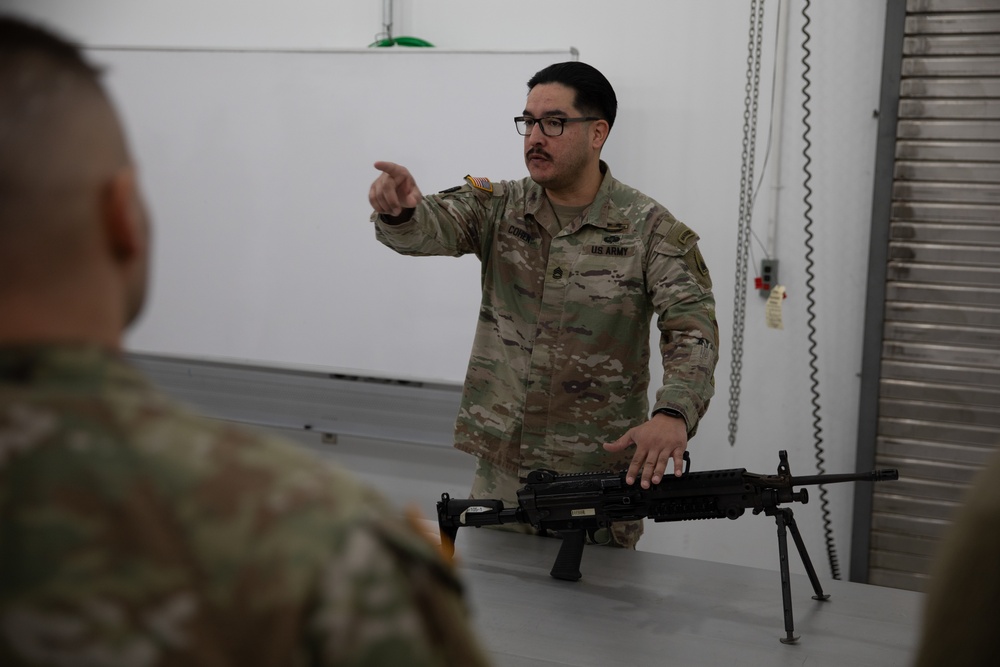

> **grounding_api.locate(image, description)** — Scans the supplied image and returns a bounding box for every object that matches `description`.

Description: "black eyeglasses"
[514,115,601,137]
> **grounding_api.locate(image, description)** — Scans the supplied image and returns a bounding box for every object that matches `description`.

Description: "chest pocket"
[567,234,646,305]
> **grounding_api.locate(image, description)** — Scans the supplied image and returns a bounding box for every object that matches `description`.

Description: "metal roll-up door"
[857,0,1000,592]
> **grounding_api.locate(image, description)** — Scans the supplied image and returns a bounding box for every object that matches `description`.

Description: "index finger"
[373,161,407,178]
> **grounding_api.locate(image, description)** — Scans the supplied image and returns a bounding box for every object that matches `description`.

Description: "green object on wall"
[369,36,434,48]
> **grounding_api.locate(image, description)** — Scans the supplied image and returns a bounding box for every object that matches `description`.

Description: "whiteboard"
[92,47,576,383]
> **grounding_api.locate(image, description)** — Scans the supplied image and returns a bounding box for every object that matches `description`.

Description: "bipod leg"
[784,508,830,602]
[774,508,799,644]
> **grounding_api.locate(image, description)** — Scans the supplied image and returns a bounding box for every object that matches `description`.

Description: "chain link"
[729,0,766,447]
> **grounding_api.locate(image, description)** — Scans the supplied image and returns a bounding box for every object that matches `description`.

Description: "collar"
[0,343,134,389]
[524,161,628,234]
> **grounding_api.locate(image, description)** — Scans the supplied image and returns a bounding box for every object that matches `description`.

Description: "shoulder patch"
[464,175,493,193]
[684,246,713,290]
[664,221,699,252]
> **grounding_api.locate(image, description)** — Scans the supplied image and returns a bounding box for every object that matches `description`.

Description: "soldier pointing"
[369,61,719,550]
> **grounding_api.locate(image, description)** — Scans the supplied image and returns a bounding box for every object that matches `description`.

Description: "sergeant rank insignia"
[465,175,493,193]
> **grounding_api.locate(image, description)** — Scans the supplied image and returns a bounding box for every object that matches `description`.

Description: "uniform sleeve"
[309,511,493,667]
[914,452,1000,667]
[646,218,719,436]
[372,183,501,260]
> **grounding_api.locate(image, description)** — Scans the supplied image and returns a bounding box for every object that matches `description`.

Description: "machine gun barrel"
[790,469,899,486]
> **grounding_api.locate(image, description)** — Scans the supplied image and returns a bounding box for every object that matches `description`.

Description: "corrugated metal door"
[864,0,1000,592]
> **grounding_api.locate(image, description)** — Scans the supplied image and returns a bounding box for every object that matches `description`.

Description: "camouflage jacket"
[375,163,718,477]
[916,449,1000,667]
[0,345,491,667]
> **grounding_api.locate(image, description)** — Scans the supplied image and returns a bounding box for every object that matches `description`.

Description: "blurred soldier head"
[0,16,151,348]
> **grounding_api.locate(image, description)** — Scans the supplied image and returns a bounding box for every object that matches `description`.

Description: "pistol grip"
[550,529,586,582]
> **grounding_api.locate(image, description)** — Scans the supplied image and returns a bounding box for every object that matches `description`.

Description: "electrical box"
[755,259,778,295]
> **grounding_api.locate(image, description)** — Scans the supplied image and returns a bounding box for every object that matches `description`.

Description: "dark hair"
[527,61,617,130]
[0,15,101,80]
[0,16,109,207]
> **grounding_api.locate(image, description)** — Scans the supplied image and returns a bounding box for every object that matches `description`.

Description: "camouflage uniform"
[915,448,1000,667]
[375,163,718,548]
[0,345,491,667]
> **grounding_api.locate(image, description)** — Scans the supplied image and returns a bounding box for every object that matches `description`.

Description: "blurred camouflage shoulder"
[0,345,490,666]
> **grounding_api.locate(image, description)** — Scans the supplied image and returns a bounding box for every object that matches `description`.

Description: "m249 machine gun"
[437,450,898,643]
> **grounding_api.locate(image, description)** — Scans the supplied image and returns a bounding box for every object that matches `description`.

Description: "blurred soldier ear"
[101,167,146,263]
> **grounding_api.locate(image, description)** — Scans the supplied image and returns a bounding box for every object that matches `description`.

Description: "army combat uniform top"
[915,449,1000,667]
[375,163,719,479]
[0,345,491,667]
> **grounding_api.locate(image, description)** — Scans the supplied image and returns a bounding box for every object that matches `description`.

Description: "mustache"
[526,148,551,160]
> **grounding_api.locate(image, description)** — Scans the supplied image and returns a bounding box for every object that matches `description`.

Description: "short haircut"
[0,15,102,87]
[0,13,130,283]
[527,62,618,130]
[0,16,113,215]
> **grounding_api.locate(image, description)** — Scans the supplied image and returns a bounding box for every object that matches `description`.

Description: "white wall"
[1,0,889,578]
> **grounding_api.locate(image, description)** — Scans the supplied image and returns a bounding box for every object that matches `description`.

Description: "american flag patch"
[465,175,493,193]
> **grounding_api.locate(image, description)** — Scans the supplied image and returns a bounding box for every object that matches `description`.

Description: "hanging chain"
[728,0,766,447]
